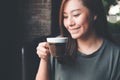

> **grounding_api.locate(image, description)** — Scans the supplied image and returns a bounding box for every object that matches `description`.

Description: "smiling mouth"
[69,27,81,34]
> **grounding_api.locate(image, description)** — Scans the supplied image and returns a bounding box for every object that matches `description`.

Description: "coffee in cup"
[46,37,68,57]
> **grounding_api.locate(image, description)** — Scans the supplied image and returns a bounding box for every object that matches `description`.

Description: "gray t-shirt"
[49,40,120,80]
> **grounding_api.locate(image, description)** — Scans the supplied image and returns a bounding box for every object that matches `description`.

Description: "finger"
[37,50,49,60]
[38,42,49,48]
[36,47,50,59]
[37,46,49,54]
[36,42,50,59]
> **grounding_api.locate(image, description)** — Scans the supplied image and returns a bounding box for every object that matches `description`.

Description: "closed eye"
[63,16,68,19]
[73,14,80,17]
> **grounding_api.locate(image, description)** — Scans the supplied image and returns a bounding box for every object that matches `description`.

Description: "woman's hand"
[36,42,50,61]
[36,42,50,80]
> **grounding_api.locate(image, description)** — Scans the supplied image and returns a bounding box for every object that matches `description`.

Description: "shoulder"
[105,39,120,51]
[104,39,120,57]
[104,40,120,79]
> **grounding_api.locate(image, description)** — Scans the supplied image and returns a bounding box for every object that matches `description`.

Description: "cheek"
[78,13,90,23]
[77,16,89,27]
[77,16,87,24]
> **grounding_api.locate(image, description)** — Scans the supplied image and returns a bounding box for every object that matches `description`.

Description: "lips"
[68,26,81,34]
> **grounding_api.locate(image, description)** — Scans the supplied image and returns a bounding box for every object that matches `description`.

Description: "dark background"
[1,0,61,80]
[1,0,22,80]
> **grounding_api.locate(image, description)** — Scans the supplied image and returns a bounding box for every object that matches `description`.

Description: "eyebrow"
[63,9,81,14]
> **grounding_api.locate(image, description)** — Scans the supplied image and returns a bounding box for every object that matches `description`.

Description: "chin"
[71,34,80,39]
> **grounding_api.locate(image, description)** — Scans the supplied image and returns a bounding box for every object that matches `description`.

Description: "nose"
[67,17,75,27]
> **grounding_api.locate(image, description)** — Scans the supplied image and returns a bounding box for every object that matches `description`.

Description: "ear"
[94,15,97,20]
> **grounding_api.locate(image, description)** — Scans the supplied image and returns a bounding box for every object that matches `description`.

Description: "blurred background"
[1,0,120,80]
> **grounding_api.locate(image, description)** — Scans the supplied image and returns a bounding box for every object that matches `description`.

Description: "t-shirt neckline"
[77,39,107,58]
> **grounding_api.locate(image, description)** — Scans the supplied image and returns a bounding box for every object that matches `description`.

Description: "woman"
[36,0,120,80]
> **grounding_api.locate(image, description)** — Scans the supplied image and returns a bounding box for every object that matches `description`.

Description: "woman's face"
[63,0,93,39]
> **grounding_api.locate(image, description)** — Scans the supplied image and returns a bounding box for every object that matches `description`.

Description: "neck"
[77,34,103,55]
